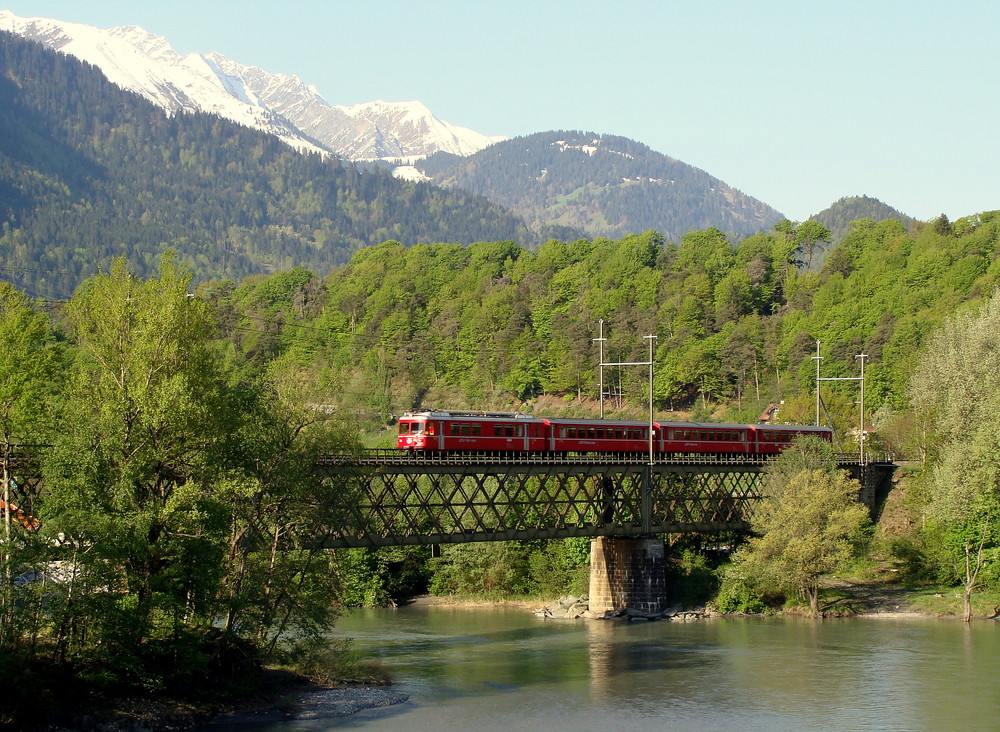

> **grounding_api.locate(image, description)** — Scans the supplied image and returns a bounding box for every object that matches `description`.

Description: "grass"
[283,638,392,687]
[907,586,1000,618]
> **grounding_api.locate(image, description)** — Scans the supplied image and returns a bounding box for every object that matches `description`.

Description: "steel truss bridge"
[4,450,894,548]
[315,451,894,549]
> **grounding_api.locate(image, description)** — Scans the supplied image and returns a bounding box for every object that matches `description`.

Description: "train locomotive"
[396,409,832,457]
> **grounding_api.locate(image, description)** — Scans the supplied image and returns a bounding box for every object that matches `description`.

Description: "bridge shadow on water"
[348,609,721,703]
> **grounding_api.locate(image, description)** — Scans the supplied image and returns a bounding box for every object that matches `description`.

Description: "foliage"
[287,637,391,687]
[0,31,536,299]
[809,196,916,251]
[428,538,590,599]
[0,282,63,655]
[429,542,535,599]
[0,259,365,724]
[713,568,769,614]
[336,546,432,607]
[667,549,721,607]
[723,438,870,615]
[908,291,1000,618]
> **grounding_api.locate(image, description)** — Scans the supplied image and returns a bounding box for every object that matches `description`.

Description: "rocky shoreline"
[41,683,410,732]
[202,684,410,729]
[533,594,712,621]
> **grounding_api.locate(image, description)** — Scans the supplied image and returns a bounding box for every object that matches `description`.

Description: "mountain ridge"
[0,10,503,161]
[413,131,786,240]
[0,30,537,298]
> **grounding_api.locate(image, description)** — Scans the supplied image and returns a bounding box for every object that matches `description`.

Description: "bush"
[528,538,591,598]
[667,549,720,607]
[713,562,771,614]
[336,546,431,607]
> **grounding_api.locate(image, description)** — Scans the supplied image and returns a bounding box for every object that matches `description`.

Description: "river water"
[258,604,998,731]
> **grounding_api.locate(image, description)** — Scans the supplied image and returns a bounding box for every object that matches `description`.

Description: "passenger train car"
[396,410,832,456]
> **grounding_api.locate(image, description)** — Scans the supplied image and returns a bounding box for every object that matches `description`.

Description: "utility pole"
[593,320,607,418]
[599,331,658,465]
[815,350,868,462]
[644,335,658,466]
[811,340,823,426]
[855,353,868,462]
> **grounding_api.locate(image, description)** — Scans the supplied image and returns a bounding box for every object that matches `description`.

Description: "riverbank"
[41,583,993,730]
[202,683,409,729]
[35,670,409,732]
[421,579,1000,622]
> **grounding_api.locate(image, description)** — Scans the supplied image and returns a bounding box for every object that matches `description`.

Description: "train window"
[596,428,604,439]
[426,422,436,435]
[471,424,481,436]
[398,423,410,435]
[494,424,504,437]
[615,429,623,439]
[587,427,597,439]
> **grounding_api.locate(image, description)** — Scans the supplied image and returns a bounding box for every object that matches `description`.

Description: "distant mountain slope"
[411,132,785,241]
[0,10,504,160]
[0,31,535,298]
[810,195,917,243]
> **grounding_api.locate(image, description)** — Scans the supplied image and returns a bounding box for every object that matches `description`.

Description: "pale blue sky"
[5,1,998,222]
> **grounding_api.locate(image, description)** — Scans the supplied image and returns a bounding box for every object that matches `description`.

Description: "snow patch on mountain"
[0,10,505,161]
[0,10,324,154]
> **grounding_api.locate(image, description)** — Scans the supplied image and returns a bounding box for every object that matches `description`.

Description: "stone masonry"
[589,536,666,614]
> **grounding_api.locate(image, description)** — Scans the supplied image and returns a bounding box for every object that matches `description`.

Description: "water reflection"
[262,607,1000,731]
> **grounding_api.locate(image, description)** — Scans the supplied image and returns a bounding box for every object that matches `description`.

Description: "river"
[250,604,998,731]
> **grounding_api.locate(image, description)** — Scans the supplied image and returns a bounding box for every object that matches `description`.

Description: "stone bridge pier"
[589,536,666,614]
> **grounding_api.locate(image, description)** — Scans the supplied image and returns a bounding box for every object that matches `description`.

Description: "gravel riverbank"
[203,684,410,728]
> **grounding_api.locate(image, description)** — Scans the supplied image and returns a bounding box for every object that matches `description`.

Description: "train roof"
[400,410,833,432]
[400,410,541,420]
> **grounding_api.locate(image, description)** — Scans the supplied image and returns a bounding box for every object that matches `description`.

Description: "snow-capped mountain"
[0,10,504,160]
[205,53,503,160]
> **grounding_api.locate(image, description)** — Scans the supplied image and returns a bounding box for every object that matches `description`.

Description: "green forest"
[3,17,1000,731]
[0,31,539,300]
[3,209,1000,724]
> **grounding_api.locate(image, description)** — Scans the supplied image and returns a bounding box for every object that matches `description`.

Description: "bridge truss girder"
[319,462,766,548]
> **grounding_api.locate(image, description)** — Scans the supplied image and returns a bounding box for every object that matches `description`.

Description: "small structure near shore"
[533,595,712,622]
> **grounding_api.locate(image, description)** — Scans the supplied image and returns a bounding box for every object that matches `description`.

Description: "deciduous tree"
[725,438,869,615]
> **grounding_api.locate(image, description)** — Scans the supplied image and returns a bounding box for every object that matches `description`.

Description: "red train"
[396,409,832,456]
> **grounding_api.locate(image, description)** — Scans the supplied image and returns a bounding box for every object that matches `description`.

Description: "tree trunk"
[807,583,820,617]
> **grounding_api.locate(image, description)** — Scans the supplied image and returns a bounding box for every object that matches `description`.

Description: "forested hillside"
[211,211,1000,457]
[4,209,1000,722]
[0,31,536,298]
[810,195,917,248]
[414,131,785,241]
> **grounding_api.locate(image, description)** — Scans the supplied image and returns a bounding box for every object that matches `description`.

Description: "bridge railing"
[315,449,894,467]
[315,450,777,467]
